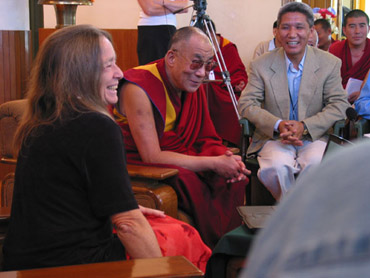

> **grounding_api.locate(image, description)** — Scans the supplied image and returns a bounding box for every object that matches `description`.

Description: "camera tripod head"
[191,0,208,29]
[192,0,207,13]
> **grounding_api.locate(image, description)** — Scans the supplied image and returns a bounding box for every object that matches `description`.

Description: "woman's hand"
[139,205,166,218]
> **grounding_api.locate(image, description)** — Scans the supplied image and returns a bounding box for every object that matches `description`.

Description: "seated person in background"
[329,9,370,103]
[253,21,282,59]
[238,2,349,201]
[112,26,250,248]
[308,29,319,47]
[240,139,370,277]
[204,20,248,146]
[136,0,189,65]
[354,69,370,119]
[2,25,211,271]
[314,18,335,51]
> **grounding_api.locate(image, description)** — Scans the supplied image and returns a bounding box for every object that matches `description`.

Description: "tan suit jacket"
[253,40,272,60]
[238,46,350,154]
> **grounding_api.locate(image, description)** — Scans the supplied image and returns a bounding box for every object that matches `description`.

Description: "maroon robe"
[207,35,248,145]
[329,38,370,88]
[112,59,247,248]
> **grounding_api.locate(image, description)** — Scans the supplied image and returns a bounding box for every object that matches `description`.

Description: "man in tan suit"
[238,2,349,200]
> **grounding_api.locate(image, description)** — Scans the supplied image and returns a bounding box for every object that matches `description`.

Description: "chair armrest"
[355,118,370,137]
[239,118,255,137]
[0,158,180,216]
[0,158,16,165]
[333,120,346,137]
[127,164,179,218]
[127,164,178,180]
[239,118,255,163]
[132,182,178,219]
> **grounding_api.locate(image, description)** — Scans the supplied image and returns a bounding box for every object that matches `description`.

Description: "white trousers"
[257,140,327,200]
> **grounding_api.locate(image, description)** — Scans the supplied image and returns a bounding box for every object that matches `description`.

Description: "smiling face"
[99,36,123,105]
[278,12,313,64]
[343,16,370,48]
[166,34,214,93]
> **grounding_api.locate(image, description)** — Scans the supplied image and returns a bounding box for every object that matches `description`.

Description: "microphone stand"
[344,108,359,140]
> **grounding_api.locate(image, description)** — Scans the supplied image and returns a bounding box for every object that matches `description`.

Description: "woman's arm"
[137,0,189,16]
[111,209,162,258]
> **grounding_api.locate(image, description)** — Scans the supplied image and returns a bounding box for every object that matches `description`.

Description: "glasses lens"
[190,60,203,71]
[190,60,217,71]
[205,61,217,72]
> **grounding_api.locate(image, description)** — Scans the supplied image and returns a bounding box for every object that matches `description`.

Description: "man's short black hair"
[273,20,278,29]
[344,9,369,26]
[314,18,331,31]
[277,2,314,28]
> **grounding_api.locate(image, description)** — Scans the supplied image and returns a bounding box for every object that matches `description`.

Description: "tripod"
[190,4,241,121]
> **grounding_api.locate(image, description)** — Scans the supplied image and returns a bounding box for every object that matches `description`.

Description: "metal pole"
[337,0,343,40]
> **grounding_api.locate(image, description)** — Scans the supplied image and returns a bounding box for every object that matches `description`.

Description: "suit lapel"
[270,48,290,119]
[298,47,319,119]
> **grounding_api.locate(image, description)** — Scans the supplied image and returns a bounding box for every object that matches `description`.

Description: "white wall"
[43,0,281,68]
[0,0,29,30]
[366,0,370,19]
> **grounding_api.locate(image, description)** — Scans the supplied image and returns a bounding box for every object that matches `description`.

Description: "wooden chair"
[239,118,348,205]
[333,118,370,139]
[0,99,191,223]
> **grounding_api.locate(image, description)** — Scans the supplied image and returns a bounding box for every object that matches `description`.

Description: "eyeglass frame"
[171,49,217,72]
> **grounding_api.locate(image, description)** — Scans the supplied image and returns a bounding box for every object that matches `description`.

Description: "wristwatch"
[301,121,309,137]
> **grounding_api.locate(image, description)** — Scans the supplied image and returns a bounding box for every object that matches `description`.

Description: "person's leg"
[296,140,326,178]
[257,140,299,200]
[137,25,176,65]
[146,215,212,273]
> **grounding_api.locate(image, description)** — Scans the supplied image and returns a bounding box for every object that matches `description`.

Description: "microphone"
[344,107,358,140]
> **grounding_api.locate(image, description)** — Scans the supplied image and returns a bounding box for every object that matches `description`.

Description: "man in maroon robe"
[206,33,248,146]
[329,9,370,103]
[314,18,335,51]
[112,26,250,248]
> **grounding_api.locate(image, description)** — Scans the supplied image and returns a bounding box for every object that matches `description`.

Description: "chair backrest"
[1,173,15,208]
[0,100,27,208]
[0,99,27,159]
[239,118,255,163]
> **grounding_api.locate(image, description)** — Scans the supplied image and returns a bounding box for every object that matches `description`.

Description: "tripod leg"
[201,17,240,120]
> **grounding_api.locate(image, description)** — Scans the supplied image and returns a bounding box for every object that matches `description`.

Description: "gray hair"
[277,2,314,28]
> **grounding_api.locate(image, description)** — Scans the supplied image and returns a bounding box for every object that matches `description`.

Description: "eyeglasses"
[189,59,217,72]
[172,49,217,72]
